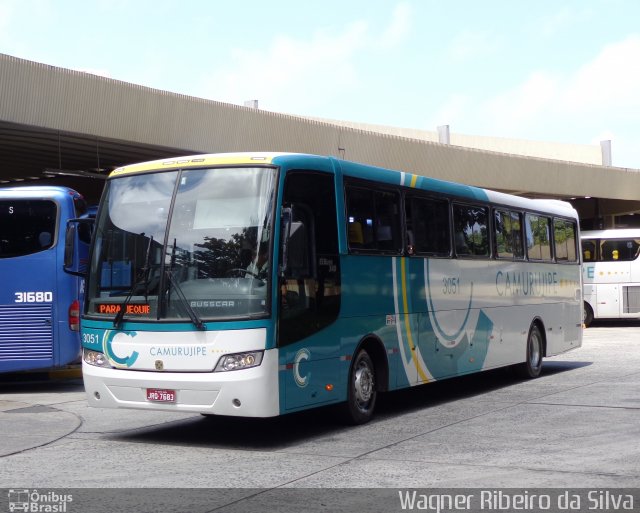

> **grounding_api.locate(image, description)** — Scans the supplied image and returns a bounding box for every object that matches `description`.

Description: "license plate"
[146,388,176,403]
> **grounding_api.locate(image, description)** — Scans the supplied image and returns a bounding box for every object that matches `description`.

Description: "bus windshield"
[87,166,276,322]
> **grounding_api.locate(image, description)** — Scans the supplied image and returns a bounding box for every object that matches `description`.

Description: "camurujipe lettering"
[496,271,558,297]
[149,346,206,357]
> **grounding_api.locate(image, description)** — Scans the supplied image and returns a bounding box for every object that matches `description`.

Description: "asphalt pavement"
[0,321,639,498]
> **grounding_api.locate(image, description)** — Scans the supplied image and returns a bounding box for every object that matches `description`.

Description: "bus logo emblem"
[293,348,310,388]
[155,360,164,371]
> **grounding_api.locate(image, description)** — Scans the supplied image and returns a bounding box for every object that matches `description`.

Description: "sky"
[1,0,639,168]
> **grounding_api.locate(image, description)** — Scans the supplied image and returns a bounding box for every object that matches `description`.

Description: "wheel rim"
[530,329,542,369]
[353,359,374,411]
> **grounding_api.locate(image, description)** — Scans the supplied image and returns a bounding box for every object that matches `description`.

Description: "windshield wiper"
[164,268,206,331]
[164,238,206,331]
[113,234,154,329]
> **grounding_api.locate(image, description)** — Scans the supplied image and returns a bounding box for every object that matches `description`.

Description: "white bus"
[75,153,583,423]
[581,228,640,326]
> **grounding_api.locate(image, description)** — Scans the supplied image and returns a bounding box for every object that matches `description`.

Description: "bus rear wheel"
[515,323,544,379]
[342,348,377,425]
[583,302,594,328]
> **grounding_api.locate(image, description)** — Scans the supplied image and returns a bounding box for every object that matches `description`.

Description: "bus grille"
[623,286,640,314]
[0,304,53,360]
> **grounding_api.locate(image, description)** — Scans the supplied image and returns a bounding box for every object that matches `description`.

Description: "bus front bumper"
[82,348,280,417]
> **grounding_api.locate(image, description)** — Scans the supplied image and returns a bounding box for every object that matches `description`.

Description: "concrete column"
[600,140,612,166]
[437,125,450,145]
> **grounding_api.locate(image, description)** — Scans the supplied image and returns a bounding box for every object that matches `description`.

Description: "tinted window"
[453,204,489,257]
[554,218,578,262]
[406,196,450,256]
[581,239,597,262]
[346,185,401,253]
[580,238,640,262]
[526,214,552,261]
[600,239,640,262]
[495,209,524,259]
[0,200,57,258]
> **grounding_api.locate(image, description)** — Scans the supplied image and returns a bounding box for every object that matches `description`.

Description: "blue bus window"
[0,200,56,258]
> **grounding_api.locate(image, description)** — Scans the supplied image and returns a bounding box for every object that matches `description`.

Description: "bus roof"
[0,185,81,199]
[109,152,292,177]
[581,228,640,239]
[109,152,578,219]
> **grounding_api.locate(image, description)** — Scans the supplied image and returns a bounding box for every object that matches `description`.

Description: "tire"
[515,323,544,379]
[583,302,594,328]
[342,348,377,425]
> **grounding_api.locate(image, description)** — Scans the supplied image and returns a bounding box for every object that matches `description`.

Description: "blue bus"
[0,186,90,373]
[78,153,582,423]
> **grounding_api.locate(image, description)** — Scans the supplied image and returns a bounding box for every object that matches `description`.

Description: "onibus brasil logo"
[7,489,72,512]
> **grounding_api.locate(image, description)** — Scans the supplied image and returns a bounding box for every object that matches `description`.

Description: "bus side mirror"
[63,218,94,276]
[280,207,292,277]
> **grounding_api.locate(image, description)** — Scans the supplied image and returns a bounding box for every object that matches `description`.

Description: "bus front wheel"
[583,302,594,328]
[342,348,377,425]
[515,323,544,379]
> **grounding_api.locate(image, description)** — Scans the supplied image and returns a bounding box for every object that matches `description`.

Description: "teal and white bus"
[78,153,582,424]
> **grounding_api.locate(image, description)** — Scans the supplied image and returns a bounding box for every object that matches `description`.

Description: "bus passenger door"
[277,171,342,411]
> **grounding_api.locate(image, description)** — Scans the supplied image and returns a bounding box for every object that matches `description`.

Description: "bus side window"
[373,190,401,252]
[453,204,489,257]
[510,211,525,259]
[582,239,597,262]
[346,187,374,250]
[600,239,640,261]
[346,184,401,254]
[553,218,578,263]
[566,221,577,262]
[495,209,514,259]
[406,196,450,256]
[525,213,552,261]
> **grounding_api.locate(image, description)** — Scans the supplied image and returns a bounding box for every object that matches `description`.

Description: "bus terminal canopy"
[1,52,640,222]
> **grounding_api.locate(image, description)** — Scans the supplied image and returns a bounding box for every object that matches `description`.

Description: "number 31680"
[14,291,53,303]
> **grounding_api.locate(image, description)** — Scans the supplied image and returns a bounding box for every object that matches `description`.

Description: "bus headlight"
[214,351,263,372]
[83,349,112,368]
